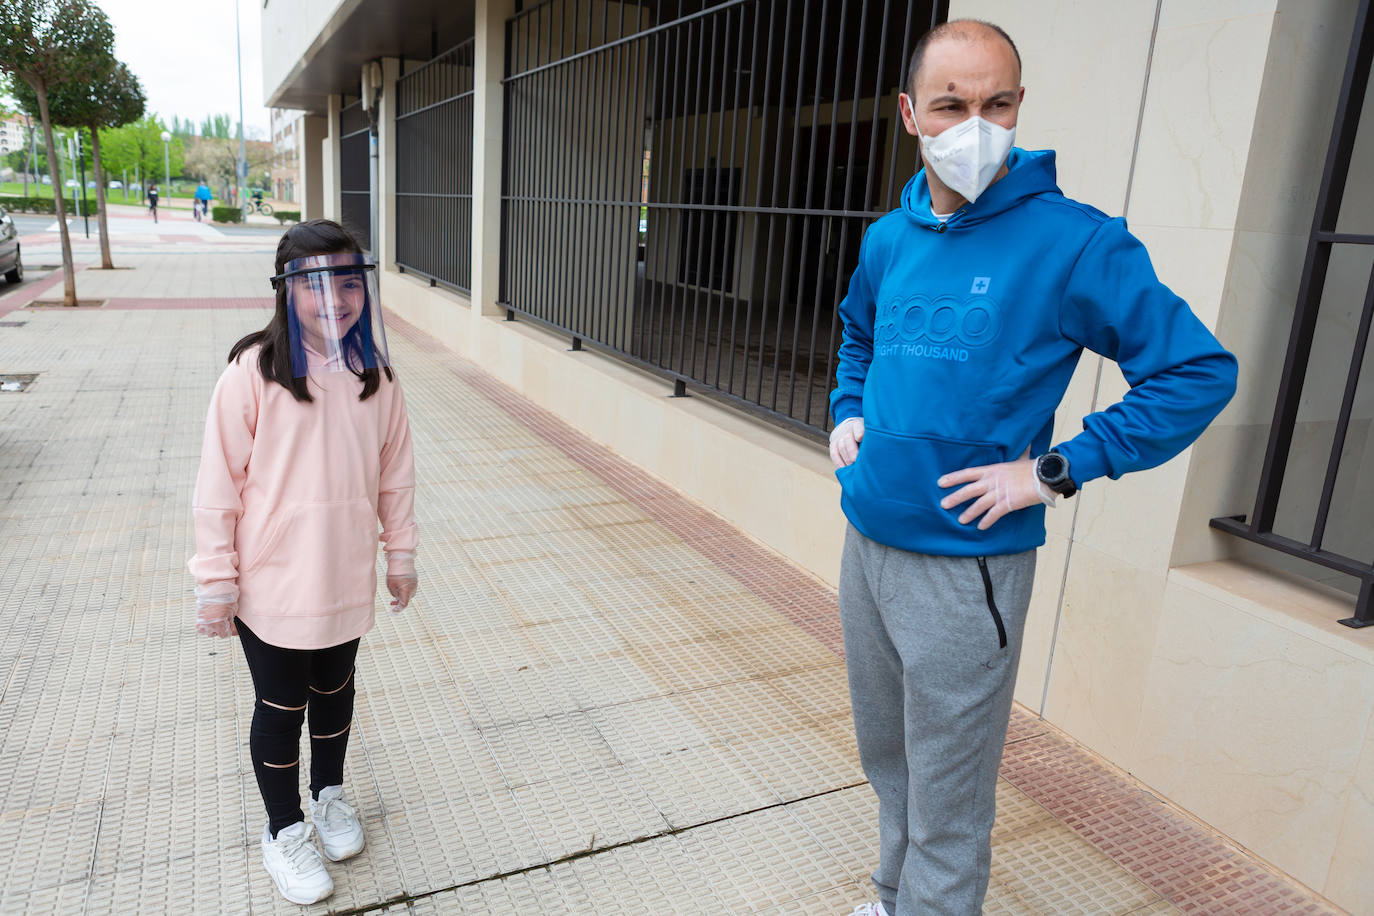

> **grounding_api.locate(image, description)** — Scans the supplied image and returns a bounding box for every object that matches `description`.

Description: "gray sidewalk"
[0,241,1343,914]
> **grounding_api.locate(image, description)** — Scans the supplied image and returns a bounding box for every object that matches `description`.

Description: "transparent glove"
[386,550,418,613]
[829,417,865,469]
[937,449,1056,531]
[194,584,239,638]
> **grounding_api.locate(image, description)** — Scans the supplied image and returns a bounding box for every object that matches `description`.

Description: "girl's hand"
[387,574,418,612]
[196,601,238,638]
[195,585,239,638]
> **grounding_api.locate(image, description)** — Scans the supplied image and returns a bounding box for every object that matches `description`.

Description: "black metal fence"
[1212,0,1374,627]
[340,98,372,252]
[500,0,945,436]
[396,41,476,292]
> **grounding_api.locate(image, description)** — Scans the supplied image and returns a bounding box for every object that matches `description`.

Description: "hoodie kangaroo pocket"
[241,499,379,614]
[838,425,1006,545]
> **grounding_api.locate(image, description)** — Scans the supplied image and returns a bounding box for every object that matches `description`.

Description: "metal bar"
[724,0,763,397]
[1315,231,1374,245]
[770,0,815,411]
[797,0,848,423]
[884,0,918,210]
[498,196,891,218]
[1210,516,1374,581]
[395,92,477,122]
[862,0,893,213]
[714,3,749,390]
[1251,0,1372,532]
[751,0,795,403]
[1310,256,1374,547]
[698,6,735,387]
[394,261,471,295]
[505,0,751,82]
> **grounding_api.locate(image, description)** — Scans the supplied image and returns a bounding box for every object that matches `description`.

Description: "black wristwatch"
[1035,450,1077,498]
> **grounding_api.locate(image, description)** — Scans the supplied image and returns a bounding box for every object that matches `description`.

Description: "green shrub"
[272,210,301,225]
[211,206,242,224]
[0,196,95,216]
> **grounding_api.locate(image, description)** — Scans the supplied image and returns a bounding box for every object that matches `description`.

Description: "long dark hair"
[229,220,393,402]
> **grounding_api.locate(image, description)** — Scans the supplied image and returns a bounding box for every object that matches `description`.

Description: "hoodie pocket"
[837,424,1006,544]
[241,498,379,614]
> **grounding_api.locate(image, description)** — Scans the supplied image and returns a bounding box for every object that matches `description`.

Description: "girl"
[189,219,418,905]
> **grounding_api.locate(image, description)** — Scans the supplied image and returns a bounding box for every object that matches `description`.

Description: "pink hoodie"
[188,345,417,649]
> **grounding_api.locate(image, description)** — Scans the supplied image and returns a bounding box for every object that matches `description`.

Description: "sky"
[73,0,272,139]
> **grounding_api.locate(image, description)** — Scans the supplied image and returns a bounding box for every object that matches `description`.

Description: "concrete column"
[300,115,327,220]
[377,57,401,269]
[324,94,343,220]
[470,0,517,322]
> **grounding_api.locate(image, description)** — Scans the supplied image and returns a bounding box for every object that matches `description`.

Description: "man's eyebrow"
[926,94,965,106]
[924,89,1018,107]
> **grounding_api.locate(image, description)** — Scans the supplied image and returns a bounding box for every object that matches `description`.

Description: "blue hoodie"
[830,148,1237,557]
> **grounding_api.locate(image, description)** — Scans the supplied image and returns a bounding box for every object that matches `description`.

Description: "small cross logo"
[971,277,991,294]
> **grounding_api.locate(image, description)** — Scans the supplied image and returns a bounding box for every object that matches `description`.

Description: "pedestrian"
[193,180,212,221]
[188,219,419,905]
[147,181,159,223]
[829,20,1237,916]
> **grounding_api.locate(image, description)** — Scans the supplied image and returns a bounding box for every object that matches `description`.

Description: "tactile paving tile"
[781,784,881,885]
[357,679,474,744]
[0,735,113,815]
[725,723,866,802]
[481,711,619,789]
[0,801,102,895]
[587,695,716,763]
[84,844,253,916]
[621,741,777,829]
[0,878,90,916]
[511,764,669,860]
[672,805,854,911]
[989,818,1161,915]
[558,832,732,911]
[91,773,248,876]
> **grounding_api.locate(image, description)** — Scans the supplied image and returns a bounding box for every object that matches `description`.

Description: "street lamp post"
[234,0,248,220]
[161,130,171,203]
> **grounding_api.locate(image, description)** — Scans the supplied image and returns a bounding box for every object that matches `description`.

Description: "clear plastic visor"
[274,253,390,377]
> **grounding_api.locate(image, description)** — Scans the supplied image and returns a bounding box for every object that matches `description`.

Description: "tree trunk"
[89,127,113,270]
[33,80,77,307]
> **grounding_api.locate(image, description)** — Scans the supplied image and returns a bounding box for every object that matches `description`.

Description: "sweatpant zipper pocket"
[976,556,1008,650]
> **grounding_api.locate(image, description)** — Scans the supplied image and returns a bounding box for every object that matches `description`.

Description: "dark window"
[500,0,948,437]
[340,97,372,253]
[395,40,476,292]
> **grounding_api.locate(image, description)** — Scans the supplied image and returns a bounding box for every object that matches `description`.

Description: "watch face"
[1039,454,1066,481]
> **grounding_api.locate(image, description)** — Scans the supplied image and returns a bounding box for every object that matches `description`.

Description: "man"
[194,180,212,221]
[829,19,1236,916]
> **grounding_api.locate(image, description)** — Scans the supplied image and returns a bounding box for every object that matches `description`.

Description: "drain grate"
[0,373,38,392]
[0,321,25,327]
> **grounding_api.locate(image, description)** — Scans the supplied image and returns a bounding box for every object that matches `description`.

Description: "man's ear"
[899,93,919,137]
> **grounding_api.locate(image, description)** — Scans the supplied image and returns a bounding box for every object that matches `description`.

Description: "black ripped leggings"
[237,619,361,837]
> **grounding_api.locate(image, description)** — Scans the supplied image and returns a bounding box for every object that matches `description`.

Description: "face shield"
[271,253,390,378]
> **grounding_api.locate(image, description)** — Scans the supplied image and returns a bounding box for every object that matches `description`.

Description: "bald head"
[906,19,1021,101]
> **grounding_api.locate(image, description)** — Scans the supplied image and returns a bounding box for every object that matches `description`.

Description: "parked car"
[0,206,22,285]
[108,180,123,189]
[40,175,51,185]
[64,178,77,188]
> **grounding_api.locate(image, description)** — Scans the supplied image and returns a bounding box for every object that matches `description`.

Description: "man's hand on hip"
[938,449,1056,530]
[829,418,865,468]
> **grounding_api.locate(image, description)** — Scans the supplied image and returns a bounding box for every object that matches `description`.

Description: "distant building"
[0,115,28,157]
[270,108,305,203]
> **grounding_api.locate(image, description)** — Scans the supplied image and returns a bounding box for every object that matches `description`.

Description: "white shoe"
[261,822,333,905]
[849,904,889,916]
[309,785,365,861]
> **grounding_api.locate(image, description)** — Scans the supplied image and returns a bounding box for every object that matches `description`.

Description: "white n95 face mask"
[917,115,1015,204]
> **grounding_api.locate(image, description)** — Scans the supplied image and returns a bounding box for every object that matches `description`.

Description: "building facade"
[270,108,306,204]
[261,1,1374,910]
[0,114,28,157]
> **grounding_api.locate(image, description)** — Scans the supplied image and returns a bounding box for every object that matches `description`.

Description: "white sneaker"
[261,822,333,905]
[849,904,889,916]
[309,785,365,861]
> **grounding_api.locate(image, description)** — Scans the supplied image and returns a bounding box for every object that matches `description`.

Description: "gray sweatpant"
[839,524,1036,915]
